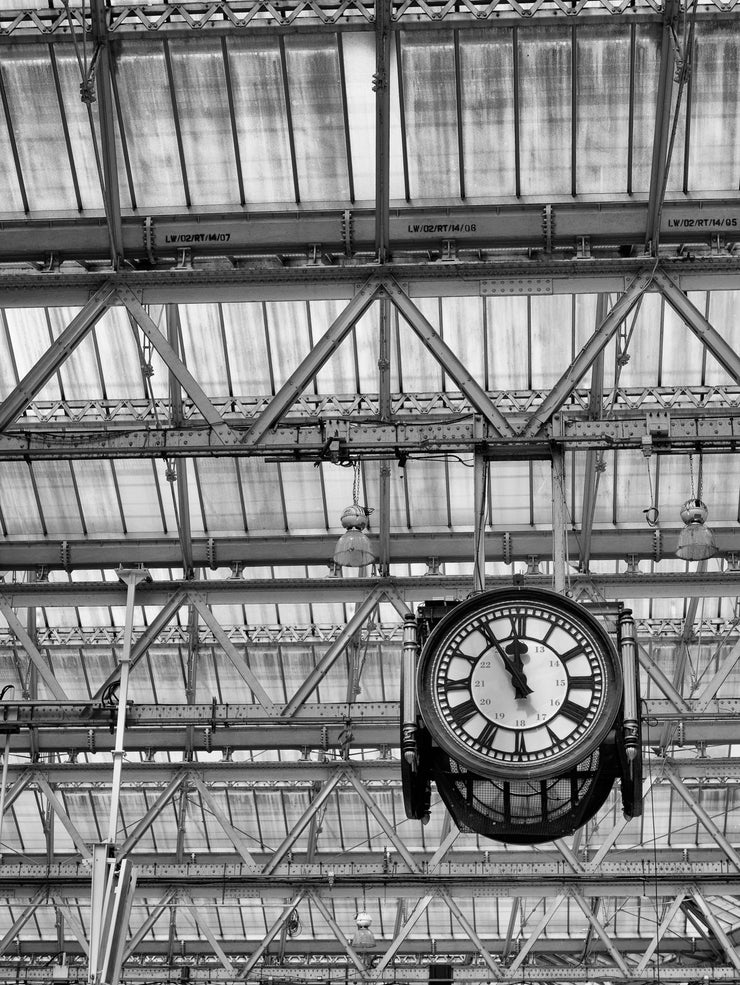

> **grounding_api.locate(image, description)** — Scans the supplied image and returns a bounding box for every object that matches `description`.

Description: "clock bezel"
[416,586,623,780]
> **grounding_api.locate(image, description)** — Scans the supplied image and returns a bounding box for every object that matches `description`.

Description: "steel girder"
[0,525,737,571]
[2,201,740,266]
[1,258,739,308]
[2,698,740,751]
[0,572,738,606]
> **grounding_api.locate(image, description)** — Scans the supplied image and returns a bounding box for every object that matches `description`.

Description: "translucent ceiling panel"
[689,23,740,192]
[283,35,350,204]
[48,306,104,400]
[0,48,77,211]
[265,300,311,390]
[0,462,42,535]
[661,293,706,385]
[225,37,294,205]
[4,307,60,402]
[72,460,124,534]
[168,38,239,207]
[576,25,631,195]
[440,296,486,389]
[280,462,328,533]
[400,31,460,201]
[114,460,168,534]
[342,32,376,202]
[31,461,83,535]
[404,458,453,530]
[530,295,574,388]
[0,111,23,212]
[53,48,107,211]
[222,301,272,394]
[459,29,516,199]
[178,303,229,396]
[705,291,740,385]
[311,299,359,393]
[114,43,186,209]
[613,290,662,388]
[518,26,572,197]
[395,298,444,391]
[194,459,245,534]
[237,459,285,533]
[485,296,529,390]
[630,25,662,194]
[94,306,144,399]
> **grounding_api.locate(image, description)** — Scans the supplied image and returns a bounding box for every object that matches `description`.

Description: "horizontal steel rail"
[2,200,740,264]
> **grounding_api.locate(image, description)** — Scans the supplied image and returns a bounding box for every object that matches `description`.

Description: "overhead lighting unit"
[676,499,718,561]
[333,462,375,569]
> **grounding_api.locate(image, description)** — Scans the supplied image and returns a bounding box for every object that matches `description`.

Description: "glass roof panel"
[53,47,105,211]
[114,43,186,209]
[342,32,376,202]
[5,308,60,401]
[486,296,529,390]
[576,25,631,195]
[630,25,662,194]
[93,307,144,398]
[72,461,124,534]
[0,461,43,535]
[0,47,78,211]
[459,29,516,199]
[194,459,244,534]
[689,22,740,192]
[283,34,350,204]
[179,303,229,395]
[400,31,459,201]
[31,461,83,535]
[224,37,295,205]
[168,37,239,207]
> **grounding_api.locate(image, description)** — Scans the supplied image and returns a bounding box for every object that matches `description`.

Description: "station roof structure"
[0,0,740,981]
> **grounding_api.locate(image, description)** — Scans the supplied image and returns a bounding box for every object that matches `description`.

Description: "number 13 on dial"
[417,588,623,780]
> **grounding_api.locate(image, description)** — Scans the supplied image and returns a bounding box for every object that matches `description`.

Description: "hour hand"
[482,629,532,698]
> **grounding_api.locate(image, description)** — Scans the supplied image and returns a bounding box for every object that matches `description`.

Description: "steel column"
[91,0,124,267]
[644,0,679,253]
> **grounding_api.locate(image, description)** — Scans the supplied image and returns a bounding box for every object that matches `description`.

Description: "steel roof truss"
[569,889,630,976]
[122,888,177,962]
[282,587,386,716]
[189,774,259,871]
[244,274,383,446]
[118,770,188,857]
[308,891,369,976]
[0,888,46,957]
[0,599,68,701]
[383,277,514,438]
[0,282,117,434]
[180,901,236,975]
[523,271,653,437]
[655,270,740,384]
[644,0,679,254]
[690,890,740,971]
[369,893,434,977]
[665,771,740,872]
[695,636,740,712]
[343,769,420,873]
[638,645,692,714]
[438,888,504,980]
[238,891,306,979]
[53,899,89,957]
[32,773,92,860]
[262,770,346,876]
[508,893,567,973]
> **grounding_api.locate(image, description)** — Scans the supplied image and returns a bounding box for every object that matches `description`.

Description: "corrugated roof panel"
[576,26,631,195]
[284,35,351,204]
[53,48,105,211]
[0,109,24,213]
[168,38,239,207]
[225,37,295,205]
[0,48,78,211]
[488,461,537,527]
[280,462,329,534]
[401,31,459,201]
[264,300,312,390]
[221,302,272,394]
[114,44,186,209]
[459,30,516,199]
[530,294,577,388]
[518,26,572,197]
[0,461,43,535]
[661,295,709,385]
[689,22,740,192]
[237,458,288,530]
[313,299,361,393]
[342,32,376,202]
[615,291,663,388]
[705,290,740,383]
[397,299,444,391]
[440,296,486,388]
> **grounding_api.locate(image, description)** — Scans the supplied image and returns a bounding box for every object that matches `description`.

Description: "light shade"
[333,528,375,567]
[351,912,376,951]
[675,499,718,561]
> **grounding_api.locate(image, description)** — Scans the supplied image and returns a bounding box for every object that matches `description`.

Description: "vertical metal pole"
[374,0,392,262]
[378,298,392,576]
[107,569,148,845]
[619,608,640,762]
[401,615,419,767]
[473,448,486,593]
[551,446,567,594]
[0,734,10,861]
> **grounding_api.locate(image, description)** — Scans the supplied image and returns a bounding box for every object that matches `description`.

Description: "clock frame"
[416,586,623,781]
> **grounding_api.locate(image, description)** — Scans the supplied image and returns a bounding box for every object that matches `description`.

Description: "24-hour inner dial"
[417,591,621,781]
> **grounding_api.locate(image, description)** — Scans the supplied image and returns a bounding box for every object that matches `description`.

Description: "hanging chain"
[352,461,361,507]
[644,456,659,527]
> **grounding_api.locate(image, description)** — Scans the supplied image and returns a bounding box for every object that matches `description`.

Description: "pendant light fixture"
[675,453,718,561]
[333,462,375,569]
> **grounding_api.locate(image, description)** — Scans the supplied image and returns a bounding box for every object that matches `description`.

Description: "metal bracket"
[503,531,513,566]
[441,239,457,262]
[542,204,554,253]
[206,537,217,571]
[341,210,353,258]
[525,555,540,574]
[575,235,591,259]
[143,216,156,265]
[175,248,192,269]
[625,554,641,574]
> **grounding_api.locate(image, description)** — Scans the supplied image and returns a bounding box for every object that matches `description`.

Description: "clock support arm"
[618,608,640,764]
[402,614,420,767]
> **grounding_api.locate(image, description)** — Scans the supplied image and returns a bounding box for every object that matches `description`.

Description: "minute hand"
[482,629,533,697]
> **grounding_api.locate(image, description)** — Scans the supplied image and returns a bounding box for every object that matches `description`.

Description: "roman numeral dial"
[418,588,623,781]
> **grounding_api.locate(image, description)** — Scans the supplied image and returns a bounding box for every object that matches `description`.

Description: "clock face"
[417,588,622,780]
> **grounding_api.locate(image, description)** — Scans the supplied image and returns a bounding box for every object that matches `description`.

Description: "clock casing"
[417,587,623,780]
